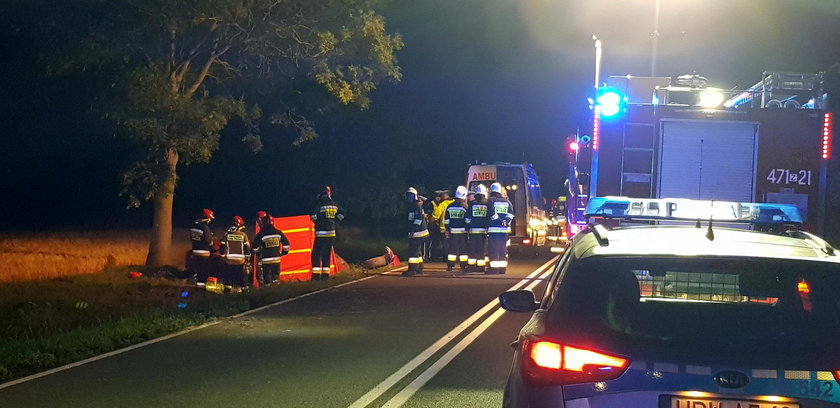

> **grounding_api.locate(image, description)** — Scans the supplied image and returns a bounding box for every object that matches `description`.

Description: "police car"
[499,197,840,408]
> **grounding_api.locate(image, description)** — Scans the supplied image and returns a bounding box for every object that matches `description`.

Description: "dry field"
[0,230,192,283]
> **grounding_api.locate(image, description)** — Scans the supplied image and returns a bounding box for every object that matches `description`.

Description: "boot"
[402,264,416,276]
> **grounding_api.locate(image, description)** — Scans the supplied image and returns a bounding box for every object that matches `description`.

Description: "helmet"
[474,184,488,196]
[490,182,503,194]
[406,186,426,202]
[455,185,468,200]
[202,208,215,220]
[318,185,333,201]
[256,210,267,219]
[232,216,244,227]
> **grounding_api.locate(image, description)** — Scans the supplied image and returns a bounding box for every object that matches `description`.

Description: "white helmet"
[490,182,503,194]
[455,185,468,199]
[474,184,488,196]
[407,187,417,195]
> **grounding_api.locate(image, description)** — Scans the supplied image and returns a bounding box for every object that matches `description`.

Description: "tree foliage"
[33,0,402,265]
[43,0,403,207]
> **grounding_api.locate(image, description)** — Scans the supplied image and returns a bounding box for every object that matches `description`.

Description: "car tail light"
[523,238,532,245]
[523,339,630,385]
[834,370,840,383]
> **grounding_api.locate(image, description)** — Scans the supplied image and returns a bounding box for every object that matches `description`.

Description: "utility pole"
[593,35,602,89]
[651,0,661,76]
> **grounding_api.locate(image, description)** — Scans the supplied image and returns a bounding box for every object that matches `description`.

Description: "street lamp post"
[590,35,602,199]
[650,0,661,76]
[593,35,602,89]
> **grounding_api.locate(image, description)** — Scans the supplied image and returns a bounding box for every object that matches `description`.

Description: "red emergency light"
[568,140,579,152]
[823,112,832,160]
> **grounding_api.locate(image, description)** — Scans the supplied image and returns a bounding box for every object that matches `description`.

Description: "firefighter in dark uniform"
[444,186,469,272]
[487,182,514,274]
[404,187,429,276]
[190,208,217,287]
[219,215,251,289]
[466,184,489,272]
[311,185,345,281]
[253,212,290,285]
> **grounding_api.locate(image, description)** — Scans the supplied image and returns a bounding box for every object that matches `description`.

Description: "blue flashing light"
[579,135,591,144]
[595,88,624,119]
[585,196,803,225]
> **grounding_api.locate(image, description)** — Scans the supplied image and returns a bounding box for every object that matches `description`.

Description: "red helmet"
[256,210,267,219]
[232,216,244,227]
[202,208,215,220]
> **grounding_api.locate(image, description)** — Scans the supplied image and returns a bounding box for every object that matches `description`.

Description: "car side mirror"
[499,290,539,312]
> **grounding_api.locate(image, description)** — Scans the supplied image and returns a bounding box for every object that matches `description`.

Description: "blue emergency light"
[595,88,624,119]
[585,196,803,225]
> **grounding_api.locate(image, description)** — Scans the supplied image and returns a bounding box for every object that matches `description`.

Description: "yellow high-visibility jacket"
[433,199,454,232]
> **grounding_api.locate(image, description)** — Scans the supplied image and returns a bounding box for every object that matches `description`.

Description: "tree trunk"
[145,149,179,268]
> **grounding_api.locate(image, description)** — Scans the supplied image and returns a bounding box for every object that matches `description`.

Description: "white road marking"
[380,266,554,408]
[348,256,558,408]
[0,273,383,390]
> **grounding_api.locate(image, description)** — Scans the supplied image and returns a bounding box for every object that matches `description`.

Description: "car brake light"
[523,339,630,385]
[531,341,562,369]
[834,370,840,383]
[798,280,811,294]
[523,238,532,245]
[563,345,628,372]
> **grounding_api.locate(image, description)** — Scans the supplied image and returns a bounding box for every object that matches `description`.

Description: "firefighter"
[219,215,251,290]
[190,208,217,287]
[487,182,514,274]
[253,212,290,285]
[404,187,429,276]
[465,184,489,272]
[548,196,567,241]
[311,185,345,281]
[432,190,454,262]
[444,186,469,272]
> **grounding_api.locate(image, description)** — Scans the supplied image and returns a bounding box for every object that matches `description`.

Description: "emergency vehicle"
[567,71,832,236]
[466,162,549,248]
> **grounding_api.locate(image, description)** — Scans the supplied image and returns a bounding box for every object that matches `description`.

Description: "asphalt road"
[0,256,557,408]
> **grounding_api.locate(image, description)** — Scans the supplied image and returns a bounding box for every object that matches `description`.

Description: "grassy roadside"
[0,264,388,382]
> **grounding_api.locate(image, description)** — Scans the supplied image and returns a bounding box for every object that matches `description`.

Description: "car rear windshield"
[549,256,840,368]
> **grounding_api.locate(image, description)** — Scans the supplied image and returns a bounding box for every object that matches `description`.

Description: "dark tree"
[38,0,403,266]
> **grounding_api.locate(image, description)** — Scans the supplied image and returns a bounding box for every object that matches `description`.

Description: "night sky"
[2,0,840,230]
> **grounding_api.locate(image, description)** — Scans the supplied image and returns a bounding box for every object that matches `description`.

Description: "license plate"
[671,397,800,408]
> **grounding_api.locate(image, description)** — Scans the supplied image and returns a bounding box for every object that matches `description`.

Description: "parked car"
[500,197,840,408]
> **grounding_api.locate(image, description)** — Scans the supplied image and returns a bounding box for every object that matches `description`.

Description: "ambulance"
[466,162,550,248]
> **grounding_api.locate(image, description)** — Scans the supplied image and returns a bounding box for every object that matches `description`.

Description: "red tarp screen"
[253,215,345,283]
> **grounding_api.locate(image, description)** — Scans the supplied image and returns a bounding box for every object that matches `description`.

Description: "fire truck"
[567,71,833,235]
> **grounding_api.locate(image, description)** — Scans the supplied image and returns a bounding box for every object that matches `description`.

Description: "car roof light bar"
[584,196,803,225]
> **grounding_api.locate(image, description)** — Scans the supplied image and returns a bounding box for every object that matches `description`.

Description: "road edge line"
[0,273,383,390]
